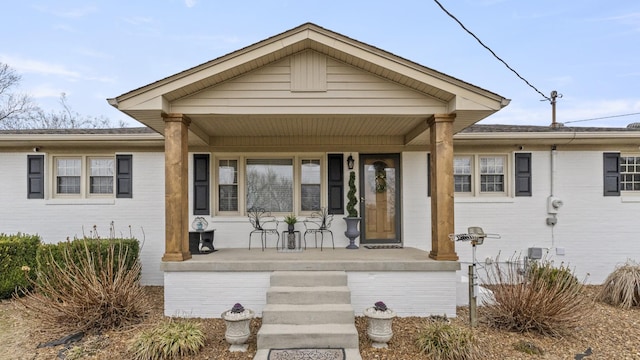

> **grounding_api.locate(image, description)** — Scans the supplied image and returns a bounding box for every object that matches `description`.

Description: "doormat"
[364,245,403,249]
[268,348,345,360]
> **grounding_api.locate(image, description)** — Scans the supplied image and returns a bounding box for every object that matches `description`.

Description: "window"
[621,155,640,191]
[479,156,505,192]
[218,159,238,212]
[454,156,472,193]
[56,158,81,194]
[214,155,327,215]
[454,155,508,196]
[89,158,114,194]
[246,159,293,212]
[301,159,321,211]
[54,156,117,197]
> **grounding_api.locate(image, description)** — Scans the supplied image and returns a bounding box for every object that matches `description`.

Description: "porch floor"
[160,247,460,272]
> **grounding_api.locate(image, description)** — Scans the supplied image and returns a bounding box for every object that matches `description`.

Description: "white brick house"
[1,23,639,317]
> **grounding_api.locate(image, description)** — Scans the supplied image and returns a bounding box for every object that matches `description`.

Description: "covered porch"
[108,23,508,318]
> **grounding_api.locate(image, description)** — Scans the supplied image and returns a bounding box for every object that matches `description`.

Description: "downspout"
[547,145,563,249]
[550,145,557,197]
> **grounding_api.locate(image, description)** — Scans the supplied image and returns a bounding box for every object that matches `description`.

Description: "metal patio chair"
[248,207,280,251]
[303,207,334,250]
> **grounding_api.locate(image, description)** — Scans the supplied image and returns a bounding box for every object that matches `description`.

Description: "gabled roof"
[108,23,510,147]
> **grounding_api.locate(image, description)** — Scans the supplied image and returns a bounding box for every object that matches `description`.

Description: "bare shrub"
[16,239,150,333]
[481,257,590,336]
[128,318,205,360]
[415,321,481,360]
[597,260,640,309]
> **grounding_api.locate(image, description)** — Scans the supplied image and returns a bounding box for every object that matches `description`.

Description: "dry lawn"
[1,286,639,360]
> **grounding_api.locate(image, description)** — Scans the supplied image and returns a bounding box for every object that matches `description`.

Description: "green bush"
[598,260,640,309]
[129,319,205,360]
[36,237,139,276]
[0,233,40,299]
[17,237,149,332]
[415,321,480,360]
[528,260,579,291]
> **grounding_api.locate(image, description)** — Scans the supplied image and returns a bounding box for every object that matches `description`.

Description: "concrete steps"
[254,271,361,360]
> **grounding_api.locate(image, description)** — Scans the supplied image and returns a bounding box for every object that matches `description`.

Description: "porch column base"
[428,251,459,261]
[162,251,192,262]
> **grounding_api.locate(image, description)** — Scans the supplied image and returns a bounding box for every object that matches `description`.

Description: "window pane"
[481,174,504,192]
[454,175,471,192]
[57,159,81,176]
[90,177,114,194]
[219,185,238,211]
[89,158,114,194]
[301,159,321,211]
[454,157,471,175]
[58,176,80,194]
[246,159,293,212]
[219,160,238,185]
[301,184,321,211]
[56,159,81,194]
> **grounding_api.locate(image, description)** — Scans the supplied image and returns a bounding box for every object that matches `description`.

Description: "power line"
[564,111,640,124]
[433,0,551,102]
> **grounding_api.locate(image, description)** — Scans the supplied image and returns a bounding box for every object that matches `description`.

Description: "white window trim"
[620,153,640,195]
[453,153,510,198]
[215,157,240,216]
[213,153,325,216]
[51,155,116,199]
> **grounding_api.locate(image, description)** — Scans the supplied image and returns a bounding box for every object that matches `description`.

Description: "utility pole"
[550,90,562,128]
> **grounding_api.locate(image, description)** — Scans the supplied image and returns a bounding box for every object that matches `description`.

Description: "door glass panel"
[363,156,397,242]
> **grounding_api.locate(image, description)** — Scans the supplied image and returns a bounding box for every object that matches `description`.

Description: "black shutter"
[27,155,44,199]
[603,152,620,196]
[193,154,210,215]
[327,154,344,214]
[514,153,532,196]
[427,153,431,197]
[116,155,133,198]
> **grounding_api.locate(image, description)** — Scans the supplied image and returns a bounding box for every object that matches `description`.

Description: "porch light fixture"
[347,154,355,170]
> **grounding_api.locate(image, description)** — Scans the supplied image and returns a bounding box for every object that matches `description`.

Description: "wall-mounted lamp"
[347,154,355,170]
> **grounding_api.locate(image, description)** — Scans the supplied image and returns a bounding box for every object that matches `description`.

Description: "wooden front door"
[360,154,401,244]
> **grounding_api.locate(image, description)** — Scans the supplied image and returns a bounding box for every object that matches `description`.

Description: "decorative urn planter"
[363,301,396,348]
[221,303,254,346]
[343,217,361,249]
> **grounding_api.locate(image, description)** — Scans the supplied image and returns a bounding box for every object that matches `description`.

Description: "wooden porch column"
[162,113,192,262]
[428,114,458,260]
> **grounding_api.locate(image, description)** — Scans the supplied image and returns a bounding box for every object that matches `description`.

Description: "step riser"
[270,271,348,287]
[267,289,351,305]
[262,310,355,324]
[257,333,359,349]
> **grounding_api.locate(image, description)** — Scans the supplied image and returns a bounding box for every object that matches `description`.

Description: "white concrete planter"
[363,307,396,347]
[221,308,254,345]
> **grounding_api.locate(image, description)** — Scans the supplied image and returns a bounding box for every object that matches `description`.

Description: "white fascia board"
[117,94,170,113]
[454,131,640,142]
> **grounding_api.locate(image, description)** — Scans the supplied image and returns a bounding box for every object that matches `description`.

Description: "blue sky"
[2,0,639,128]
